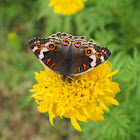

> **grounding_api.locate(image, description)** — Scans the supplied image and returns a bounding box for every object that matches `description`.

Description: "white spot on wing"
[89,55,96,67]
[92,48,96,53]
[100,56,105,62]
[45,42,50,46]
[38,48,49,59]
[32,46,38,52]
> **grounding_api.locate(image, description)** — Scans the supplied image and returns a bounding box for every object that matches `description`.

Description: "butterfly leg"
[45,75,62,88]
[67,76,79,86]
[65,81,75,93]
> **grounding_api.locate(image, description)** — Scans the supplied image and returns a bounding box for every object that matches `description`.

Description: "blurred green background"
[0,0,140,139]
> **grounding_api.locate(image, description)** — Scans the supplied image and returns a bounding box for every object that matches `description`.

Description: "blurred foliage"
[0,0,140,139]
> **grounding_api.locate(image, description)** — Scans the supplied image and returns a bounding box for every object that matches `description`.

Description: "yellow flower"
[30,62,121,131]
[49,0,87,15]
[8,32,17,40]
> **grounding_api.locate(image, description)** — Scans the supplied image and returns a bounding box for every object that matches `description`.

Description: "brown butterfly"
[29,32,111,81]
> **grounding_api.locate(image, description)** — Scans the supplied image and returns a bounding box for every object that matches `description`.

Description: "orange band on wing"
[75,42,81,48]
[37,43,44,50]
[47,43,56,51]
[85,48,94,56]
[47,58,51,64]
[95,53,103,58]
[78,67,81,72]
[63,40,69,46]
[50,63,55,68]
[83,64,86,70]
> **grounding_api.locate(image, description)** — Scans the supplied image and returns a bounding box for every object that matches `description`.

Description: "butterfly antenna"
[66,81,75,93]
[45,75,62,88]
[67,76,79,86]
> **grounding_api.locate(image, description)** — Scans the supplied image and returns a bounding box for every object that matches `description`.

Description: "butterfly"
[29,32,111,81]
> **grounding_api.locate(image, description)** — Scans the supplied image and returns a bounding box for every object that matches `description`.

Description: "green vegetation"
[0,0,140,139]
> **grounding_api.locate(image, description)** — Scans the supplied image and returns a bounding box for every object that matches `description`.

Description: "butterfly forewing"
[69,42,111,76]
[29,37,64,74]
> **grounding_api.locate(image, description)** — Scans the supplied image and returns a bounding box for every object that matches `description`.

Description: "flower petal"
[100,101,110,111]
[49,112,55,126]
[106,69,119,78]
[103,96,119,106]
[71,116,82,131]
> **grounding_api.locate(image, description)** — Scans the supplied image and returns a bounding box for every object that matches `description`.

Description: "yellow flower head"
[49,0,87,15]
[30,62,121,131]
[8,32,17,40]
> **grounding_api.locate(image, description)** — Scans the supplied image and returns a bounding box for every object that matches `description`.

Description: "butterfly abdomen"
[61,44,73,76]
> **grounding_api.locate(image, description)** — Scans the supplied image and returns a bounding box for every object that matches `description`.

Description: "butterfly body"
[29,32,111,81]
